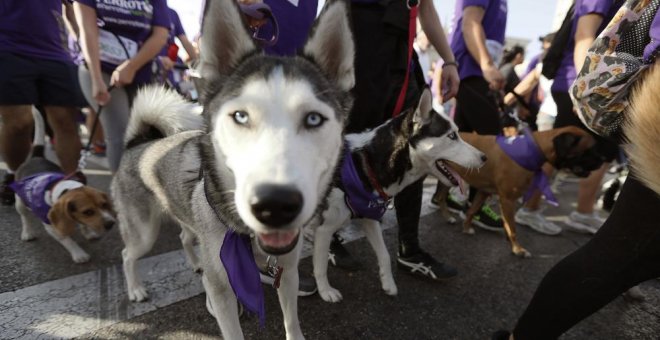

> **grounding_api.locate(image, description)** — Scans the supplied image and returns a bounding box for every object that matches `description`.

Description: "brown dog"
[434,126,604,257]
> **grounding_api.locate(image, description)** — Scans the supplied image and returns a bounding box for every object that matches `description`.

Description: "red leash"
[391,4,418,118]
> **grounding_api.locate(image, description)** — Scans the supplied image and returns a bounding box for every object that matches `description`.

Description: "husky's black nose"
[250,185,303,227]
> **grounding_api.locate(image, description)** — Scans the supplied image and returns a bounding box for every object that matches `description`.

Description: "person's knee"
[0,106,34,132]
[44,106,79,135]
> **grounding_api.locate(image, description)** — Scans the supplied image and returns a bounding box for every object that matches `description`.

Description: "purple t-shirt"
[552,0,621,92]
[261,0,319,56]
[450,0,508,80]
[643,8,660,63]
[9,173,65,224]
[0,0,73,62]
[75,0,170,85]
[167,8,185,45]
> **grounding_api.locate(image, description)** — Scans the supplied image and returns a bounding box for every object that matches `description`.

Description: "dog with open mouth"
[310,89,486,303]
[111,0,355,338]
[433,126,605,257]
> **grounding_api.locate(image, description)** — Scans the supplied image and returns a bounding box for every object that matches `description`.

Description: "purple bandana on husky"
[496,128,558,206]
[219,229,265,326]
[340,147,388,220]
[9,172,65,224]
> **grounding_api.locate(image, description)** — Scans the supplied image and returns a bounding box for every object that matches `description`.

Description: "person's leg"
[0,105,33,170]
[78,67,130,172]
[43,106,81,174]
[512,175,660,339]
[552,91,614,233]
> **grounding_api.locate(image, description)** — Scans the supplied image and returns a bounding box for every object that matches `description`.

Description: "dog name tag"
[98,29,138,65]
[268,265,284,289]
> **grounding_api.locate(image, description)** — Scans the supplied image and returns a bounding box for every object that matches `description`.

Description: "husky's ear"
[302,0,355,91]
[413,88,433,126]
[197,0,258,100]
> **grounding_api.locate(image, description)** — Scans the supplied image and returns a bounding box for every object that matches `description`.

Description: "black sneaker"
[328,234,361,271]
[397,250,458,281]
[472,204,504,232]
[259,270,318,297]
[1,173,15,206]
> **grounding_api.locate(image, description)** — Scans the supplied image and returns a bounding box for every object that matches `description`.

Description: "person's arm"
[419,0,459,102]
[111,26,168,86]
[574,13,604,71]
[74,2,109,105]
[503,67,540,106]
[462,5,504,90]
[62,1,79,37]
[178,34,199,61]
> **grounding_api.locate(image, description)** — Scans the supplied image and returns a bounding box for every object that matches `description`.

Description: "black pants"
[513,174,660,339]
[349,3,425,253]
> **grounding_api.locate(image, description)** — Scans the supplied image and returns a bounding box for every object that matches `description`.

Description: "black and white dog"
[111,0,354,339]
[311,89,486,302]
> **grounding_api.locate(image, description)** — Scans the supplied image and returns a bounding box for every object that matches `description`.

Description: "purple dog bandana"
[340,147,388,220]
[496,128,558,206]
[219,229,265,326]
[9,172,65,224]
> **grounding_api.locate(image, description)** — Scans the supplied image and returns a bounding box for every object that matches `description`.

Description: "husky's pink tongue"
[448,166,466,195]
[257,230,299,248]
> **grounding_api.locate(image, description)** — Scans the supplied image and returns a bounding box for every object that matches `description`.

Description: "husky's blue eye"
[232,111,249,125]
[447,132,457,140]
[304,112,326,128]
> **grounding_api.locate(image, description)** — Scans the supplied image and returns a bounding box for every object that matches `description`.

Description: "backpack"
[571,0,660,139]
[541,2,575,79]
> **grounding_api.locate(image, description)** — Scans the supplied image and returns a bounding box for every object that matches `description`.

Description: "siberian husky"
[111,0,355,338]
[311,89,486,303]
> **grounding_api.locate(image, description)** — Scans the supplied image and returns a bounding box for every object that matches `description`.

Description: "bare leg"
[44,106,81,174]
[577,163,608,214]
[0,105,33,170]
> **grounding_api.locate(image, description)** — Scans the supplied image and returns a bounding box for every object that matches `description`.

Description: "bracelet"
[442,61,459,69]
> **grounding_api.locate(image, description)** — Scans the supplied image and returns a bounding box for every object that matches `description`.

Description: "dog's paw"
[20,232,37,242]
[462,227,475,235]
[381,279,398,296]
[318,287,343,303]
[128,285,149,302]
[72,251,91,263]
[447,216,457,225]
[513,247,532,258]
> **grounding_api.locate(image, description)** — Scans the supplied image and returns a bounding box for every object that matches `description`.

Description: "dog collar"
[47,180,84,206]
[339,146,390,220]
[496,128,558,206]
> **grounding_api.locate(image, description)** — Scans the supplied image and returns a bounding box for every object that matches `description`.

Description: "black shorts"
[454,76,502,135]
[552,91,619,162]
[0,52,86,107]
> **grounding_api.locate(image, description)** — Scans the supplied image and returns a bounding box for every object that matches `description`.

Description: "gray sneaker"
[515,208,562,236]
[564,211,605,234]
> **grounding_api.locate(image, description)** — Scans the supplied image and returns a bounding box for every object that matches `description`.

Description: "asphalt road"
[1,153,659,340]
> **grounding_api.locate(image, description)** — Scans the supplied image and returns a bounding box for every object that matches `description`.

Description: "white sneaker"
[564,211,605,234]
[515,208,562,236]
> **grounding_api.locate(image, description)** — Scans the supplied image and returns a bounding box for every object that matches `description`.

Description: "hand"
[110,60,137,87]
[159,56,175,71]
[440,63,460,102]
[92,77,110,106]
[482,63,504,91]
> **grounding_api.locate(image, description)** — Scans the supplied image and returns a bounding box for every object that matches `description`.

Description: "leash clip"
[386,198,395,210]
[266,256,283,289]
